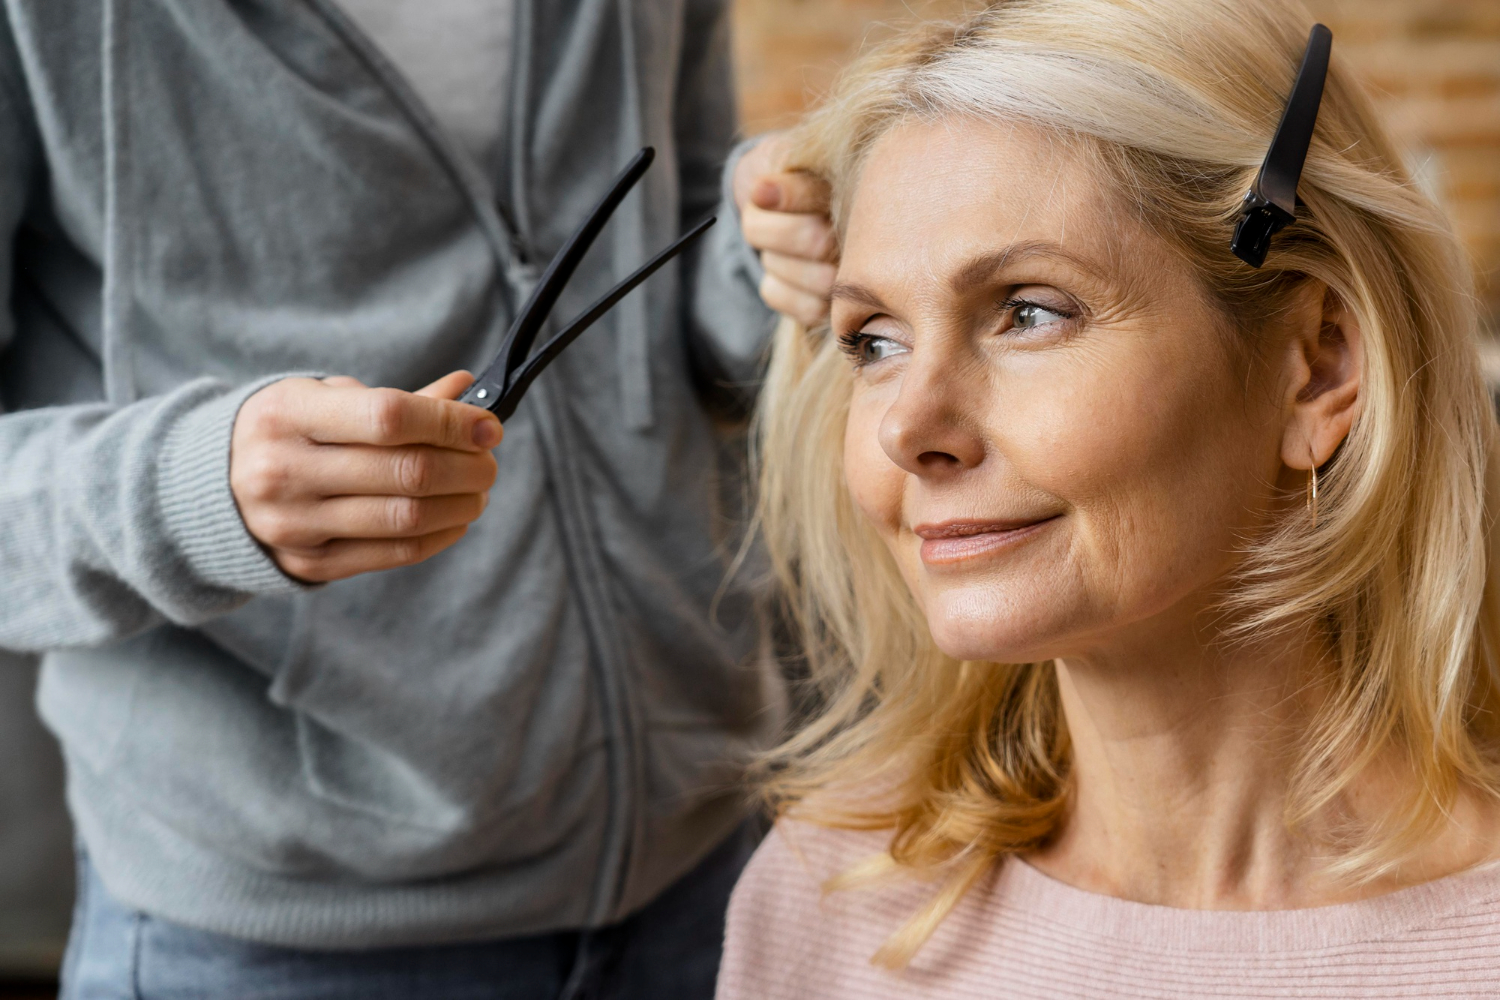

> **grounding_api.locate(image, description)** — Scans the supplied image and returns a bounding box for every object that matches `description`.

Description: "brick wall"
[731,0,1500,329]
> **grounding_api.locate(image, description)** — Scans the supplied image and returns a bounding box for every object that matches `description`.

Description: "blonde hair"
[754,0,1500,966]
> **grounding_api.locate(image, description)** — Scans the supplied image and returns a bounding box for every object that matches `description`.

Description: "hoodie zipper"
[501,0,643,927]
[305,0,640,928]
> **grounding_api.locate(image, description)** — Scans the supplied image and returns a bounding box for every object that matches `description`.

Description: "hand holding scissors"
[230,149,713,582]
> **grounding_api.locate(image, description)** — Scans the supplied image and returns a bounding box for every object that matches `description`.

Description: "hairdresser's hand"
[230,371,501,583]
[734,132,836,327]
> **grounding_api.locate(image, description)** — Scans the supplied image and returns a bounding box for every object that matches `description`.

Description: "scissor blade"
[490,216,717,422]
[458,148,656,413]
[1255,24,1331,216]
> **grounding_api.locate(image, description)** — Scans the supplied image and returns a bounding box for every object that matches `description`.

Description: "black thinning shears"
[458,147,715,420]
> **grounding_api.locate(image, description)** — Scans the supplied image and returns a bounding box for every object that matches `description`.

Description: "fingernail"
[473,420,501,448]
[752,179,781,210]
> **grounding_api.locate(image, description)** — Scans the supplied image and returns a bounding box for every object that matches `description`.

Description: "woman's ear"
[1280,283,1362,471]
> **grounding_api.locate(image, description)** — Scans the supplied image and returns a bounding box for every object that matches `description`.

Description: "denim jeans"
[60,821,759,1000]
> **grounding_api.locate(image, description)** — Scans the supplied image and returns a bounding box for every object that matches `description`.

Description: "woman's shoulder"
[723,818,899,932]
[740,818,895,887]
[718,820,934,1000]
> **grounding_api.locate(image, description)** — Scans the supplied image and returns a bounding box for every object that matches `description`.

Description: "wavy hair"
[753,0,1500,967]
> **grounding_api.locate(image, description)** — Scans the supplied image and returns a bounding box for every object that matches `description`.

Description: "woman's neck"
[1025,611,1497,909]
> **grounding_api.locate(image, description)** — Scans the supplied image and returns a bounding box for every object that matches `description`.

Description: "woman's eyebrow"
[950,241,1098,294]
[830,241,1101,312]
[829,281,887,311]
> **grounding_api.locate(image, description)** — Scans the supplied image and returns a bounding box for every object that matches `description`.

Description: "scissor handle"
[486,215,716,422]
[461,149,657,412]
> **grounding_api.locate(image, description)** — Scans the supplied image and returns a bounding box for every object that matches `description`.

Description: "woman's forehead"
[841,119,1141,287]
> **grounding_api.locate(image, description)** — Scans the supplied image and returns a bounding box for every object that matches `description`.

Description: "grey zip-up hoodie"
[0,0,784,947]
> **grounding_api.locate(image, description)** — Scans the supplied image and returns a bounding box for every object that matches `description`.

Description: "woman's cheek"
[844,390,905,536]
[998,356,1178,503]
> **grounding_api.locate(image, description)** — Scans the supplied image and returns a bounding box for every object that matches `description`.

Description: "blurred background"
[2,0,1497,995]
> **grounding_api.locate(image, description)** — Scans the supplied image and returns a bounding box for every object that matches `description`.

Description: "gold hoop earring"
[1306,461,1319,527]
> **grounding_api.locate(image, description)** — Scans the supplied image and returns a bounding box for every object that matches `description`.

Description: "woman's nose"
[876,352,988,478]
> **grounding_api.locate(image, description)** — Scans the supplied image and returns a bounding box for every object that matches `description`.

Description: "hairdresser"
[0,1,832,996]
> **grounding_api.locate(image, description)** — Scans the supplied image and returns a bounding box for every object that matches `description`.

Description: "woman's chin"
[923,588,1067,664]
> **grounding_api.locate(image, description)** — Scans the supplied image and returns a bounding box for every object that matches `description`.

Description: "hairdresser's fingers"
[279,444,498,500]
[277,380,501,451]
[761,250,837,302]
[411,370,506,447]
[258,492,488,550]
[731,131,792,209]
[415,370,479,402]
[274,526,471,584]
[741,204,837,263]
[234,441,497,505]
[245,491,486,551]
[750,171,831,216]
[322,372,483,408]
[238,378,497,452]
[759,272,830,327]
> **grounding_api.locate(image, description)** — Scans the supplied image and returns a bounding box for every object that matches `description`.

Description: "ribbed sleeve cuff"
[156,376,312,597]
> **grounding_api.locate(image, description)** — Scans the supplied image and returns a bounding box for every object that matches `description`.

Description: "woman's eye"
[860,335,906,364]
[840,332,909,367]
[1009,301,1069,331]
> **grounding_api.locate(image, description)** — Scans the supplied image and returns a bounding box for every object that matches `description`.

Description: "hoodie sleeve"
[0,17,304,654]
[674,0,777,408]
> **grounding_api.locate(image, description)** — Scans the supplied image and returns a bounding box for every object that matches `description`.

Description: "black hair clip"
[1230,24,1332,268]
[459,147,715,420]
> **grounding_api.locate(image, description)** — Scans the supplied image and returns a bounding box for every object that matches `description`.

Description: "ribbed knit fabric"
[156,376,313,598]
[717,823,1500,999]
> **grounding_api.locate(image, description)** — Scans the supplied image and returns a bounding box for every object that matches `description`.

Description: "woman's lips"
[913,516,1059,565]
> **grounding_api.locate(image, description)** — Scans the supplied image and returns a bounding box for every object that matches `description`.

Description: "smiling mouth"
[912,516,1060,566]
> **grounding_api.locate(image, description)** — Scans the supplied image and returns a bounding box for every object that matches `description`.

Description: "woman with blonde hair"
[717,1,1500,996]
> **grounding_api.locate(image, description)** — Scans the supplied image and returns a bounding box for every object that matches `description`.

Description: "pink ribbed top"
[717,823,1500,999]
